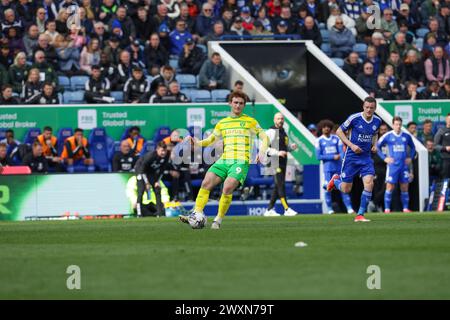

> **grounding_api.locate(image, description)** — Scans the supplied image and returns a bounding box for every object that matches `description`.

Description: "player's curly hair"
[228,91,247,103]
[317,119,334,131]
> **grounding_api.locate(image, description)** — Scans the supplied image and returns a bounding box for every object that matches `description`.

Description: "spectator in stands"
[36,126,63,171]
[53,34,81,75]
[386,50,405,81]
[239,6,255,31]
[35,7,47,33]
[55,8,69,36]
[78,7,93,36]
[423,80,445,99]
[434,113,450,178]
[91,21,108,49]
[229,16,251,38]
[166,80,190,102]
[116,50,133,90]
[356,61,377,95]
[22,141,48,173]
[204,20,226,42]
[27,81,59,104]
[425,46,450,86]
[150,65,175,94]
[144,33,170,77]
[226,80,250,102]
[178,38,206,75]
[425,17,448,48]
[443,79,450,99]
[365,45,381,76]
[99,51,119,90]
[370,32,389,66]
[61,128,95,173]
[7,27,26,57]
[400,80,423,100]
[296,5,312,30]
[31,50,59,90]
[186,0,200,17]
[16,0,36,25]
[112,140,138,172]
[44,20,60,46]
[8,51,30,94]
[220,7,234,32]
[0,129,20,158]
[134,7,157,42]
[196,2,216,38]
[299,16,322,47]
[255,6,272,32]
[107,6,136,47]
[304,0,321,22]
[389,32,416,59]
[0,84,19,105]
[148,83,169,103]
[84,64,113,103]
[98,0,118,25]
[435,3,450,35]
[329,17,355,58]
[0,142,12,167]
[355,6,371,43]
[81,0,96,20]
[273,5,297,34]
[153,3,170,28]
[157,24,172,55]
[251,20,273,38]
[307,123,318,137]
[103,35,122,67]
[327,5,356,36]
[0,63,7,89]
[199,52,227,90]
[80,37,101,75]
[343,51,362,80]
[1,8,25,37]
[406,121,418,137]
[380,8,398,40]
[384,64,401,97]
[124,126,145,156]
[421,0,440,26]
[317,0,340,23]
[169,19,193,56]
[0,44,12,69]
[418,119,434,145]
[176,3,196,35]
[426,139,441,183]
[374,73,395,100]
[23,24,40,59]
[403,49,425,87]
[396,3,420,33]
[22,68,42,104]
[123,66,150,103]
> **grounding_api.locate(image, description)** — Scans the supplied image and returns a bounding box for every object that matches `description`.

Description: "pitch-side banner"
[380,100,450,123]
[0,103,317,164]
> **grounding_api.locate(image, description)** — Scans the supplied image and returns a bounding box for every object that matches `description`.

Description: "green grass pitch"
[1,213,450,299]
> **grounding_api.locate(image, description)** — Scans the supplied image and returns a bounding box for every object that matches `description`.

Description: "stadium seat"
[353,43,367,56]
[331,57,344,68]
[176,74,197,89]
[320,29,329,42]
[23,128,41,145]
[0,129,7,140]
[416,28,429,38]
[108,140,121,160]
[63,91,85,104]
[146,75,153,83]
[319,22,326,30]
[417,86,426,93]
[415,38,424,51]
[169,58,179,70]
[153,126,171,142]
[245,164,273,186]
[56,127,73,154]
[58,76,71,91]
[211,89,230,102]
[190,90,211,102]
[141,140,155,155]
[110,91,124,103]
[88,127,110,172]
[58,93,63,104]
[321,43,332,56]
[181,89,194,101]
[70,75,89,91]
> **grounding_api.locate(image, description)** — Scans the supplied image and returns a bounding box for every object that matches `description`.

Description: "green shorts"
[208,159,250,185]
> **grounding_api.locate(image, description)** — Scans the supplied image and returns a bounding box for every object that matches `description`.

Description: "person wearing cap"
[103,35,122,66]
[144,33,169,76]
[299,16,322,46]
[273,5,297,34]
[169,19,193,56]
[195,2,216,37]
[123,66,150,103]
[240,6,255,31]
[84,64,114,103]
[396,3,420,33]
[199,52,227,90]
[107,6,136,46]
[329,16,355,58]
[179,37,206,75]
[128,39,146,70]
[229,16,251,38]
[274,19,290,36]
[157,24,172,53]
[307,123,318,137]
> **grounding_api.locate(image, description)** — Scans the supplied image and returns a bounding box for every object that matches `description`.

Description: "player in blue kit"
[316,120,354,214]
[377,116,416,213]
[327,97,382,222]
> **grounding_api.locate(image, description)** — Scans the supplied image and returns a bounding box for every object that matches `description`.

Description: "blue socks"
[342,193,353,212]
[325,191,333,211]
[334,178,342,192]
[384,190,393,211]
[358,190,372,215]
[401,192,409,210]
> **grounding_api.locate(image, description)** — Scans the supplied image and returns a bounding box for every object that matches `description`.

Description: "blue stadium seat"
[146,75,153,83]
[353,43,368,55]
[245,164,273,186]
[70,76,89,91]
[63,91,85,104]
[58,93,63,104]
[417,86,426,93]
[211,89,230,102]
[190,90,211,102]
[0,129,6,140]
[110,91,124,103]
[58,76,71,91]
[197,44,207,54]
[56,127,73,154]
[23,128,41,145]
[188,126,202,138]
[141,140,155,155]
[88,127,110,172]
[319,22,326,30]
[416,28,429,38]
[108,140,121,160]
[415,38,424,51]
[181,89,194,101]
[321,43,332,56]
[176,74,197,89]
[331,57,344,68]
[320,29,329,42]
[153,126,171,142]
[169,58,179,70]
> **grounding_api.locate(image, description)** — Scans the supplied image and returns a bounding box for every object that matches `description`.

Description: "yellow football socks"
[194,188,210,212]
[280,197,289,210]
[217,194,233,219]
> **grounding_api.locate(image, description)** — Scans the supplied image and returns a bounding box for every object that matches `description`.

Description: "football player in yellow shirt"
[181,91,270,229]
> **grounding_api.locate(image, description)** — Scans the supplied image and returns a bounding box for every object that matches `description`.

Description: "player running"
[327,97,382,222]
[377,116,416,213]
[180,91,269,229]
[316,119,354,214]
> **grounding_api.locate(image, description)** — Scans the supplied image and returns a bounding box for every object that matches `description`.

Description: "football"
[188,212,207,229]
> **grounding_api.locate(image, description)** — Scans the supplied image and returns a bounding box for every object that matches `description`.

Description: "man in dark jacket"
[178,38,206,75]
[0,84,19,105]
[144,33,169,76]
[22,141,48,173]
[26,82,59,104]
[84,65,114,103]
[32,34,58,70]
[434,113,450,178]
[123,66,150,103]
[299,16,322,47]
[343,52,362,80]
[198,52,227,90]
[356,62,377,95]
